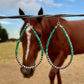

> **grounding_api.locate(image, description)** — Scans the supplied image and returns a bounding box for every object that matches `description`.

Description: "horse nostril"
[20,67,35,78]
[20,67,31,74]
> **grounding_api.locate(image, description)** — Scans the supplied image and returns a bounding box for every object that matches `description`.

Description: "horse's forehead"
[21,18,40,40]
[26,26,31,31]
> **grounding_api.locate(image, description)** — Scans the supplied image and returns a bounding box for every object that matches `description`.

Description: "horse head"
[19,8,43,78]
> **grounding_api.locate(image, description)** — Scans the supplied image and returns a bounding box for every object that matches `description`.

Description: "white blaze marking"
[25,26,32,61]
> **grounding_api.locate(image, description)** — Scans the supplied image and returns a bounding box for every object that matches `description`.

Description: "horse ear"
[19,8,25,21]
[38,8,43,15]
[37,8,43,22]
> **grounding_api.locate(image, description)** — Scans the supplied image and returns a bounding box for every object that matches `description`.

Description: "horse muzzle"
[20,67,35,78]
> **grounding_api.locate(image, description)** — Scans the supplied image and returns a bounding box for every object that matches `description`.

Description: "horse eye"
[38,33,41,38]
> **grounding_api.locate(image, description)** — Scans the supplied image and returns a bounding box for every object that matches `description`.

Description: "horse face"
[19,8,43,78]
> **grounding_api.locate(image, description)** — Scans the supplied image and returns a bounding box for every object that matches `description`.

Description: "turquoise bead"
[15,50,17,56]
[24,26,27,29]
[41,51,43,54]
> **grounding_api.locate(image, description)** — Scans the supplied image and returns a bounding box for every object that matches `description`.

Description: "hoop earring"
[15,23,44,69]
[46,19,74,69]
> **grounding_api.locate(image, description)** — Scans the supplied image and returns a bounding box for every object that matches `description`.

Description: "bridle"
[15,19,74,69]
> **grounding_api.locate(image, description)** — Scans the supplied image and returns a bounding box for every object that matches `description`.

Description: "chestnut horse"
[19,8,84,84]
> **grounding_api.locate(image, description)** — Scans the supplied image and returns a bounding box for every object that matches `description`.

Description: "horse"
[19,8,84,84]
